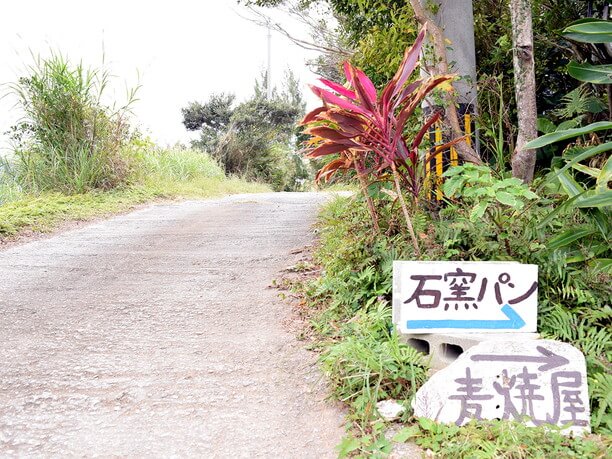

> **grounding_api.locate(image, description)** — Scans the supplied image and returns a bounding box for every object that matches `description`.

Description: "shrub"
[6,53,136,193]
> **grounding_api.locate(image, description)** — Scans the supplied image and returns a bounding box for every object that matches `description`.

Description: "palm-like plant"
[302,27,460,255]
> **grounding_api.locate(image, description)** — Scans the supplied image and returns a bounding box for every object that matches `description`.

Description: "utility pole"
[266,24,273,99]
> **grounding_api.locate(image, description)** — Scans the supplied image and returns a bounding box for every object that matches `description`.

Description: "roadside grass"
[0,147,269,239]
[292,194,610,458]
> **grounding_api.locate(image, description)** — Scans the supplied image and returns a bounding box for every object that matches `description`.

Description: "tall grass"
[7,53,137,193]
[132,143,226,182]
[0,159,23,205]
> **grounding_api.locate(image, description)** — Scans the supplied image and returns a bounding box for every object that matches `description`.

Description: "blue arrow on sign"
[406,304,526,330]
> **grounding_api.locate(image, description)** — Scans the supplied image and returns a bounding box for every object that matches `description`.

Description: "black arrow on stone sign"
[470,345,570,371]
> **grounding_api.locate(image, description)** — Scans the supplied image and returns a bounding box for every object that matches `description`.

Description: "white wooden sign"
[413,340,591,436]
[393,261,537,334]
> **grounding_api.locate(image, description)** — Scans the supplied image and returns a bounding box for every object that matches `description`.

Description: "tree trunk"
[355,155,380,233]
[391,163,421,258]
[510,0,538,183]
[409,0,482,165]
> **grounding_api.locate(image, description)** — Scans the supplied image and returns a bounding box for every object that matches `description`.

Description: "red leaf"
[394,75,454,138]
[305,126,358,142]
[301,106,326,125]
[391,27,426,96]
[307,142,352,158]
[380,27,426,109]
[411,111,442,150]
[393,79,423,109]
[343,61,354,84]
[352,67,378,105]
[320,111,367,136]
[319,78,356,99]
[310,85,371,117]
[315,156,354,182]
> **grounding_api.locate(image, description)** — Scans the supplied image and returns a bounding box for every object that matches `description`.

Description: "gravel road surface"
[0,192,345,458]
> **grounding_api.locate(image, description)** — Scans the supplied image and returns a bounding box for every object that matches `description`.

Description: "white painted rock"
[412,339,590,436]
[376,400,405,421]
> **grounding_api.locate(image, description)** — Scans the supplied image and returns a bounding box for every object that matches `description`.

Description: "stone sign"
[393,261,538,334]
[412,340,591,436]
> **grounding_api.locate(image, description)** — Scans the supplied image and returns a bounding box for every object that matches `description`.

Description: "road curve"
[0,192,345,458]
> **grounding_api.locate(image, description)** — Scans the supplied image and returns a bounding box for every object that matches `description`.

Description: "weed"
[6,53,137,193]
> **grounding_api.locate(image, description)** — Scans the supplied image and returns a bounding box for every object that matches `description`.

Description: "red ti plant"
[301,27,459,256]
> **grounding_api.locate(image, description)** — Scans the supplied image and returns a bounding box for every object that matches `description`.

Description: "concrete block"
[401,332,540,370]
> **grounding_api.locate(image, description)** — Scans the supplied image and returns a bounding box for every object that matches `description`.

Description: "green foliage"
[319,303,428,423]
[562,18,612,43]
[182,71,308,191]
[181,93,235,152]
[0,144,269,238]
[308,183,611,436]
[525,119,611,270]
[394,418,609,458]
[473,0,611,168]
[563,18,612,84]
[6,53,137,194]
[443,164,538,221]
[127,139,226,182]
[526,121,612,149]
[300,196,429,430]
[332,0,418,87]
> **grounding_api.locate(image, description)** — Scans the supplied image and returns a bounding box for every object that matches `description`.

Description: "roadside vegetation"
[0,54,269,240]
[181,71,312,191]
[254,0,610,457]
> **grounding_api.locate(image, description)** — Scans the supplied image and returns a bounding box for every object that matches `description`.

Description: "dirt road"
[0,192,345,457]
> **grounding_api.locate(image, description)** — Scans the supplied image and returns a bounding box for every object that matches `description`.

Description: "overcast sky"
[0,0,320,151]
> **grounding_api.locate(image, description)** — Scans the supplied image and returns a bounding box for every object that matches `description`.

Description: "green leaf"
[418,417,437,432]
[597,155,612,194]
[571,162,601,178]
[367,435,392,453]
[556,119,581,131]
[442,176,465,198]
[590,208,611,241]
[337,436,361,458]
[392,425,421,443]
[469,201,489,221]
[557,169,586,198]
[575,190,612,208]
[521,190,539,200]
[524,122,612,150]
[562,19,612,44]
[536,194,577,229]
[495,190,520,207]
[537,117,556,134]
[546,142,612,184]
[567,62,612,84]
[590,258,612,275]
[547,227,597,250]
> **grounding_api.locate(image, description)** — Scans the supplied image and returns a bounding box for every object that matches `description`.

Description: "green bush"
[319,303,428,424]
[307,183,610,435]
[6,53,136,193]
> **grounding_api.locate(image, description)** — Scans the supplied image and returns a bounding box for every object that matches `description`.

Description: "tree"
[407,0,482,165]
[181,93,235,152]
[181,72,307,191]
[509,0,538,182]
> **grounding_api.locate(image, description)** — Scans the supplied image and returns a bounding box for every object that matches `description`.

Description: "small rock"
[376,399,405,421]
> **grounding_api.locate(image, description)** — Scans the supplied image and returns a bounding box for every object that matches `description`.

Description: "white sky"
[0,0,320,152]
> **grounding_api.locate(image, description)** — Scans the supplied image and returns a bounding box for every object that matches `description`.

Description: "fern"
[552,86,605,120]
[589,372,612,433]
